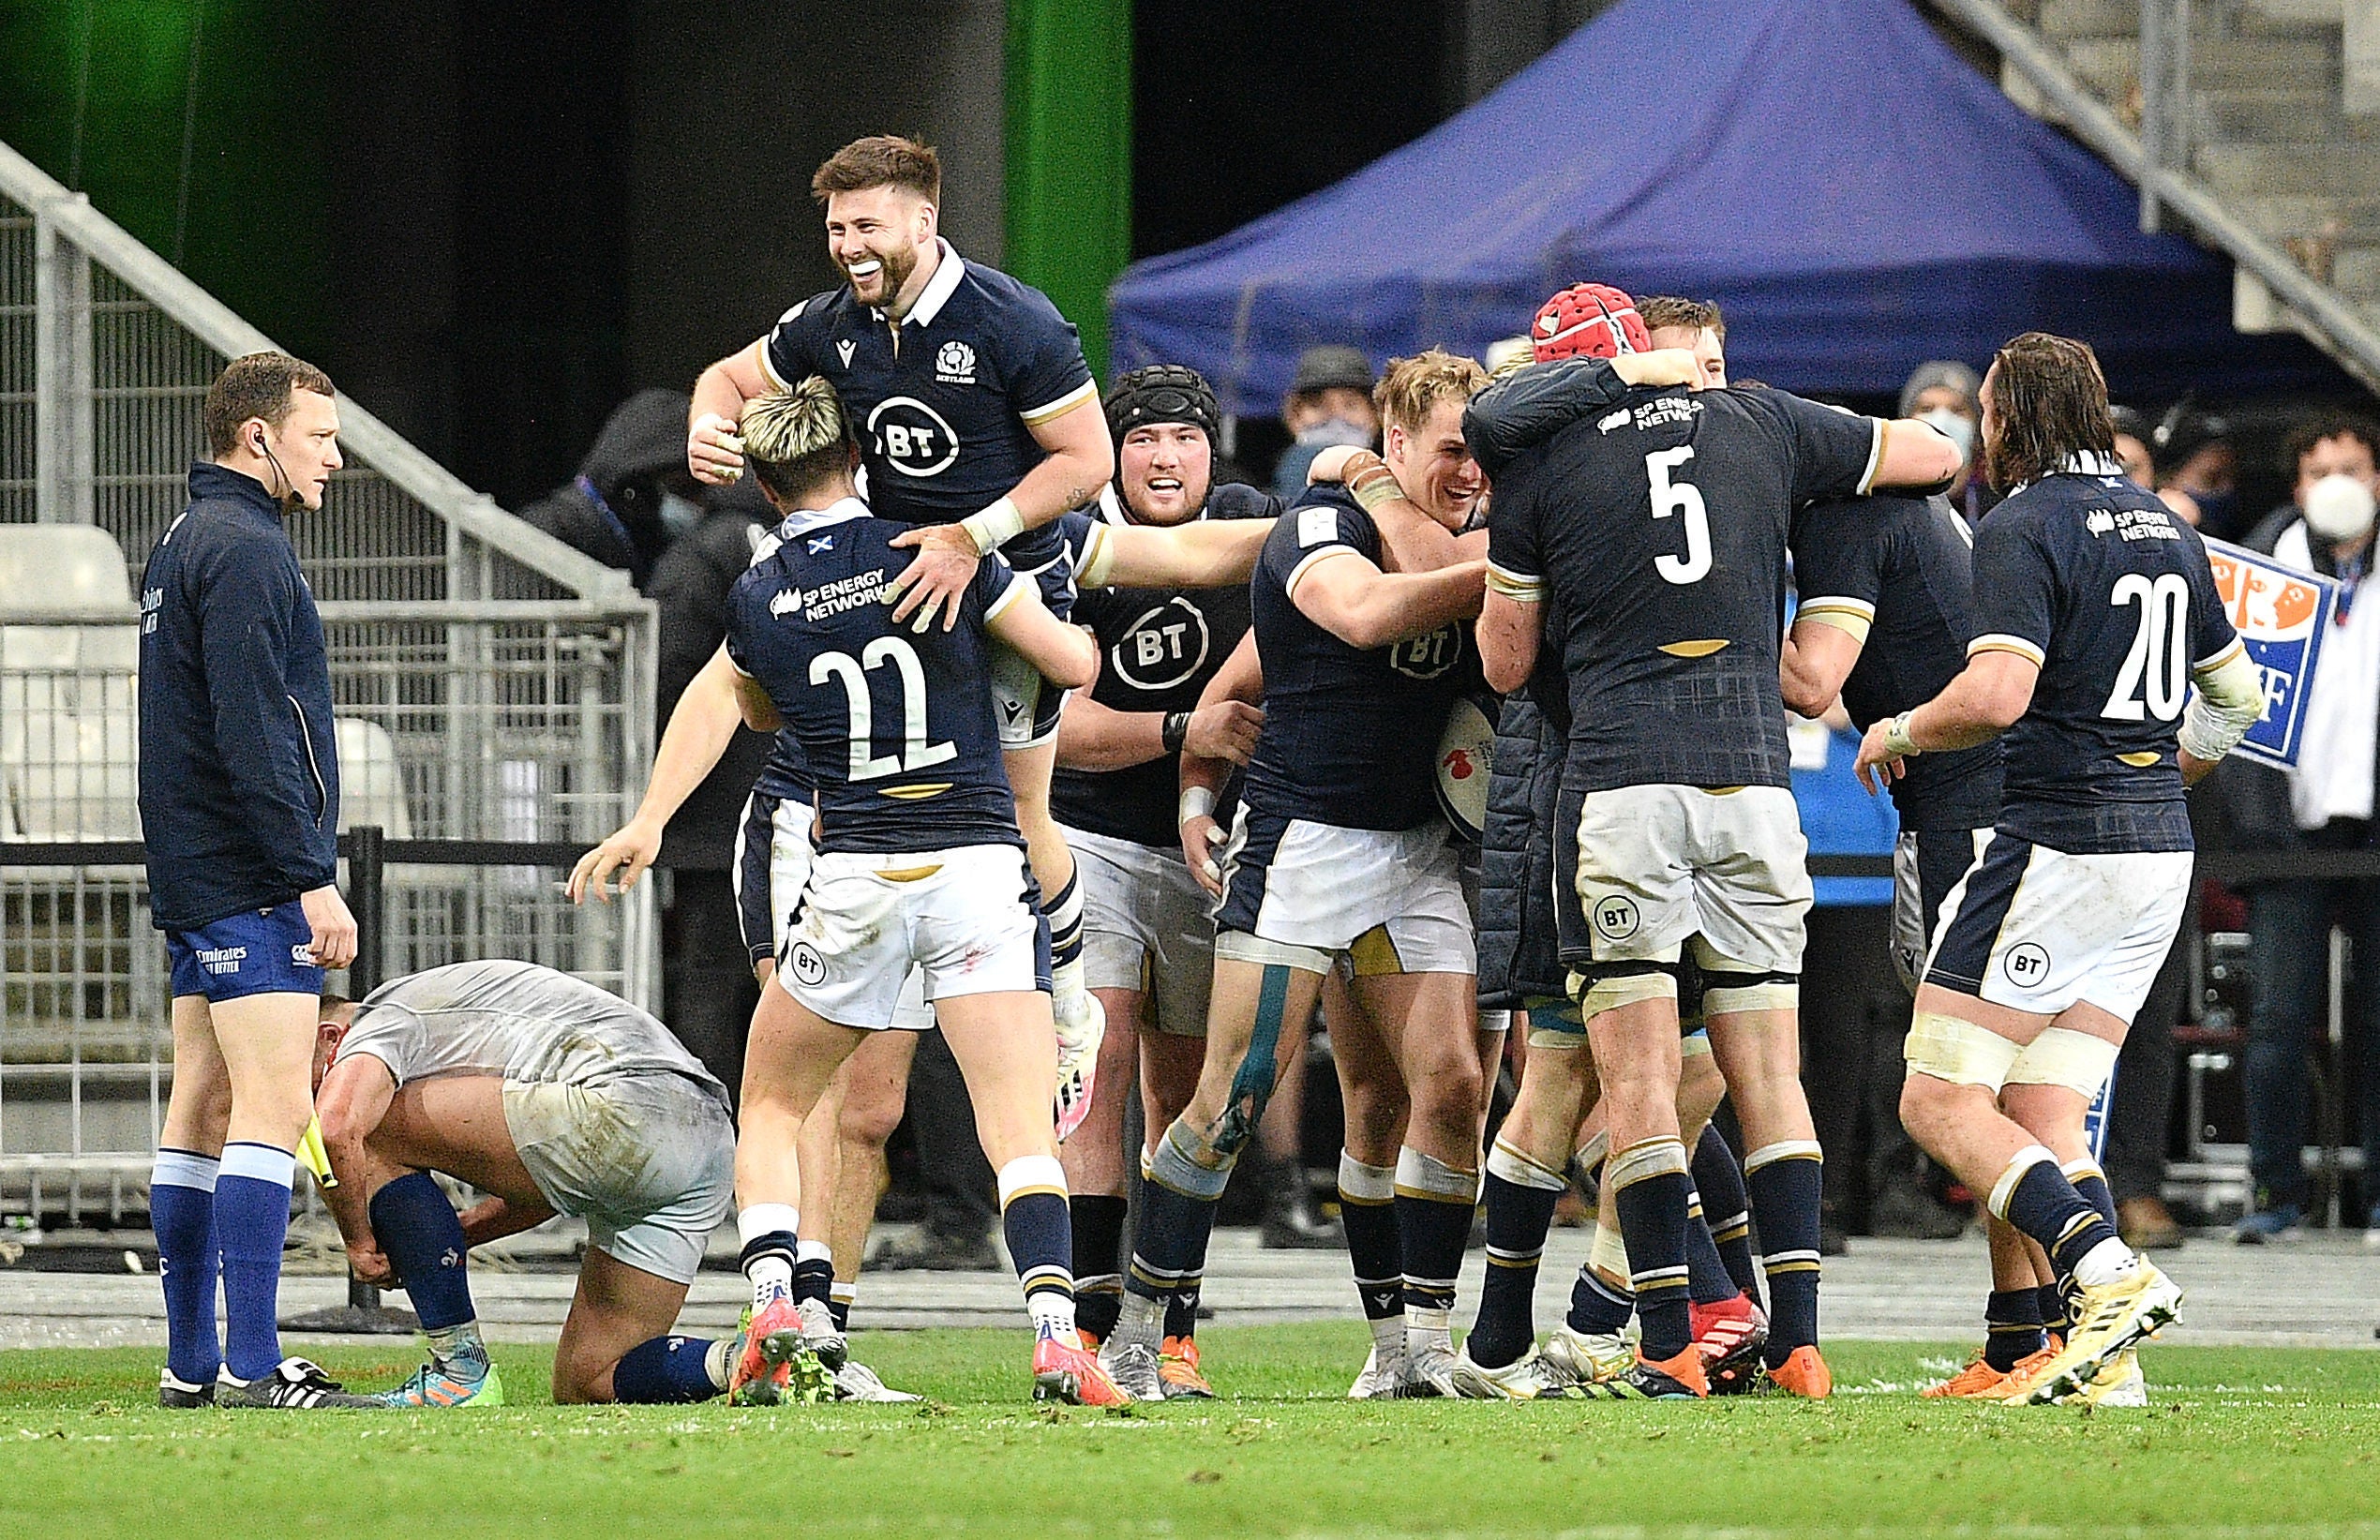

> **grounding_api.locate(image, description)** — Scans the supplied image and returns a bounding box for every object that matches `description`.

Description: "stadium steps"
[2008,0,2380,328]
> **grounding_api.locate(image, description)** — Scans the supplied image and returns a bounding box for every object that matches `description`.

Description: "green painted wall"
[1005,0,1131,381]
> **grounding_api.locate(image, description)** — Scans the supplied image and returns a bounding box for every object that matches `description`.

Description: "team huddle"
[142,133,2264,1412]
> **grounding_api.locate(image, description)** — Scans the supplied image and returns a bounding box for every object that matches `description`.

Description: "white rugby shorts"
[1560,784,1811,975]
[734,787,932,1029]
[775,843,1050,1030]
[1066,824,1217,1036]
[1922,830,2191,1024]
[1215,810,1474,976]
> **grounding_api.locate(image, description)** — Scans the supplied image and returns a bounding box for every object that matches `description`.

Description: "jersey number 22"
[811,637,958,781]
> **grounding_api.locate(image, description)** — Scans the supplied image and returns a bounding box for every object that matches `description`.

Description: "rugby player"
[1638,295,1729,389]
[1048,365,1277,1385]
[1108,351,1492,1400]
[718,378,1126,1407]
[1782,444,2088,1403]
[686,136,1115,1129]
[1855,333,2263,1403]
[312,961,740,1406]
[1477,282,1960,1398]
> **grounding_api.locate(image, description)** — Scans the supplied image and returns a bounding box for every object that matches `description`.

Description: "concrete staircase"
[1989,0,2380,361]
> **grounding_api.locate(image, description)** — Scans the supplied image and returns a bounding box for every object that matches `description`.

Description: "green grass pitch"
[4,1326,2377,1538]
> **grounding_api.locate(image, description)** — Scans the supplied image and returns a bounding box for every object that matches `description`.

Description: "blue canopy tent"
[1109,0,2339,415]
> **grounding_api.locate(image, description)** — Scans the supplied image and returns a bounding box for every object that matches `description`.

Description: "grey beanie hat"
[1898,359,1982,420]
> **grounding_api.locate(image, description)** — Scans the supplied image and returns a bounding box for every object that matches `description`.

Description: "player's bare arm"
[984,580,1100,689]
[1291,550,1487,650]
[1780,615,1868,718]
[1056,690,1262,774]
[1853,649,2038,790]
[731,664,785,732]
[457,1192,559,1248]
[1869,417,1965,490]
[1475,588,1539,694]
[569,644,745,902]
[1077,515,1276,591]
[889,397,1117,630]
[688,341,771,485]
[314,1053,401,1283]
[1178,631,1264,894]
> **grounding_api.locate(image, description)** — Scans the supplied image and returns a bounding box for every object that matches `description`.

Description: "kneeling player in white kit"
[312,960,739,1406]
[719,377,1126,1407]
[1858,333,2263,1404]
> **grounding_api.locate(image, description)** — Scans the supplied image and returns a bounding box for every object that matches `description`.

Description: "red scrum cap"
[1531,283,1650,363]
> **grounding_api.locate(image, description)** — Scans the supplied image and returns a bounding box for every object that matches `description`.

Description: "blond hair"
[741,377,855,503]
[1374,349,1488,434]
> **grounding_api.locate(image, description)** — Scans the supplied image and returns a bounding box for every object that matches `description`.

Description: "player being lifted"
[686,134,1115,1132]
[1112,351,1490,1399]
[1477,281,1959,1398]
[1855,333,2264,1403]
[1047,365,1278,1387]
[312,961,740,1408]
[716,377,1125,1406]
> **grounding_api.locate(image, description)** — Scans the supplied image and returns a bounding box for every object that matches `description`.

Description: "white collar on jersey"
[2011,450,2126,495]
[1097,480,1210,528]
[874,238,965,329]
[771,495,871,543]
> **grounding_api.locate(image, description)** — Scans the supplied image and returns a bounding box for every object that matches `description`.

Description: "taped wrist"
[1161,710,1191,754]
[1881,710,1921,759]
[1178,785,1216,827]
[958,495,1025,557]
[1346,456,1400,514]
[2179,644,2264,763]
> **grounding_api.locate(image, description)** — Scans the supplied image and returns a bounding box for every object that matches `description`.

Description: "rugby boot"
[1397,1339,1460,1398]
[1346,1343,1405,1399]
[728,1299,830,1406]
[1691,1293,1769,1396]
[1537,1323,1634,1390]
[1101,1337,1166,1402]
[1034,1334,1133,1407]
[1977,1345,2061,1403]
[1763,1344,1832,1399]
[1450,1346,1584,1400]
[2073,1349,2148,1407]
[831,1360,921,1403]
[216,1357,379,1409]
[1923,1352,2013,1399]
[2021,1261,2181,1405]
[1158,1335,1215,1399]
[1052,990,1104,1144]
[795,1295,849,1371]
[371,1353,506,1409]
[158,1368,216,1409]
[1593,1345,1707,1400]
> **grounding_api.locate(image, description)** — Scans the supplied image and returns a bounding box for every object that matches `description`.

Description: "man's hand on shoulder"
[886,523,982,633]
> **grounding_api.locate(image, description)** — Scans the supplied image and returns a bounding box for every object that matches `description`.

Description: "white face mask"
[1919,406,1975,463]
[2303,471,2376,545]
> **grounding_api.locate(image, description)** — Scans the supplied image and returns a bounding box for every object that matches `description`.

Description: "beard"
[855,242,921,312]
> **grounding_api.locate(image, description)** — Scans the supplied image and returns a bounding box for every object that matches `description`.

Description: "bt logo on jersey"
[1112,597,1211,691]
[1388,623,1463,680]
[867,396,962,477]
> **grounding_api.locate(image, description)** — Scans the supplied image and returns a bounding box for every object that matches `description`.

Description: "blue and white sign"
[2204,536,2339,770]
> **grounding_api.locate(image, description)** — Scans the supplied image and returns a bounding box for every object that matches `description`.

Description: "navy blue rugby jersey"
[1048,483,1279,846]
[760,241,1095,574]
[1790,492,2002,832]
[725,497,1028,854]
[1967,454,2239,855]
[1240,484,1478,832]
[1486,385,1886,793]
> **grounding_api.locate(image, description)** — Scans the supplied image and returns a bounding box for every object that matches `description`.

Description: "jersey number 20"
[1646,448,1712,585]
[2102,573,2190,723]
[811,637,959,781]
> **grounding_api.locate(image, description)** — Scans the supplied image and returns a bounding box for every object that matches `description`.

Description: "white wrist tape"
[1178,785,1216,826]
[957,495,1025,556]
[1881,710,1920,759]
[2179,645,2264,763]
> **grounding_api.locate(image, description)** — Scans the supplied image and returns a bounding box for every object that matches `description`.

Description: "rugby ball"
[1435,696,1496,842]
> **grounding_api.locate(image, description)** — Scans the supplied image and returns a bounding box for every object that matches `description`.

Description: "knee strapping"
[1680,1027,1714,1059]
[1523,993,1586,1049]
[1215,930,1331,974]
[2005,1026,2119,1098]
[1700,969,1799,1015]
[1605,1136,1689,1190]
[1488,1138,1569,1192]
[1569,962,1679,1018]
[1213,964,1294,1155]
[1149,1120,1233,1200]
[1904,1010,2024,1092]
[1396,1145,1480,1203]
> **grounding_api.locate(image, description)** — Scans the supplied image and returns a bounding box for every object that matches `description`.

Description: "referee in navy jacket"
[139,351,372,1410]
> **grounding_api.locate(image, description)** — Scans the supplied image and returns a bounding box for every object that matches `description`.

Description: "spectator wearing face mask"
[519,388,709,591]
[2221,411,2380,1247]
[1896,360,1985,522]
[1269,345,1380,501]
[2149,403,2241,538]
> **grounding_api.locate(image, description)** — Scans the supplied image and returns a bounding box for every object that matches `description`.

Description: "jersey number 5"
[2102,572,2190,723]
[1646,447,1712,586]
[811,637,959,781]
